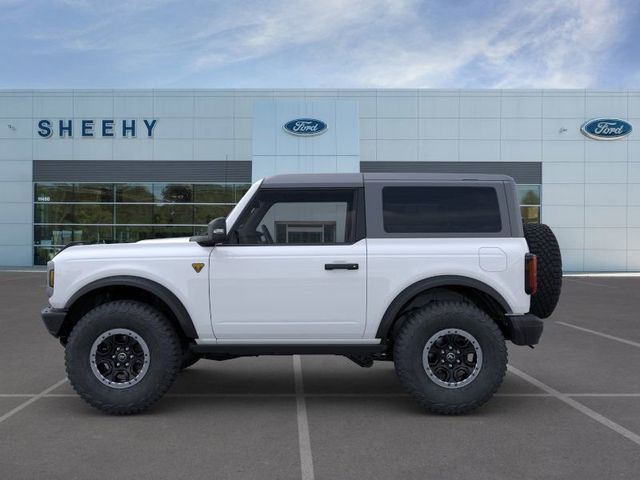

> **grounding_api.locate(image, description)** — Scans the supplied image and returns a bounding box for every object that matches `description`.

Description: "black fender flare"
[375,275,512,339]
[65,275,198,339]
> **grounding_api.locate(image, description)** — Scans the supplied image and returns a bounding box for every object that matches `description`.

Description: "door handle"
[324,263,359,271]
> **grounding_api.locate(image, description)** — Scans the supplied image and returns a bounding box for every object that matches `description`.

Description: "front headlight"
[47,261,55,297]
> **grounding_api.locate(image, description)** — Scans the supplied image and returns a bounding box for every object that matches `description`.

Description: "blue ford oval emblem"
[581,118,632,140]
[283,118,327,136]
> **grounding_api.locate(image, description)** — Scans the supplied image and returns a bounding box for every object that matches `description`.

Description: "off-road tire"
[523,222,563,319]
[65,300,181,415]
[394,301,507,414]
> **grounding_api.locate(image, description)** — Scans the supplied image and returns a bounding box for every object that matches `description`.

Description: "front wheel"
[65,300,182,415]
[394,301,507,414]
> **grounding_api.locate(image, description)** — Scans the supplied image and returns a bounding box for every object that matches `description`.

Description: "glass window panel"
[152,226,195,238]
[74,183,114,202]
[275,223,287,243]
[115,204,153,224]
[34,225,64,246]
[34,181,247,258]
[73,204,114,224]
[73,225,113,244]
[235,190,354,245]
[153,183,193,203]
[114,226,154,243]
[521,206,540,224]
[35,204,74,224]
[382,186,502,233]
[34,183,74,202]
[153,204,194,224]
[116,183,153,202]
[276,223,336,244]
[193,225,207,236]
[34,225,113,246]
[194,205,233,225]
[234,183,252,202]
[193,184,234,203]
[324,224,336,243]
[517,185,541,205]
[35,203,113,224]
[34,246,62,265]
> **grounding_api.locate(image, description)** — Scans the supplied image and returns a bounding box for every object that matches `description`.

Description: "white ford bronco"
[42,173,562,415]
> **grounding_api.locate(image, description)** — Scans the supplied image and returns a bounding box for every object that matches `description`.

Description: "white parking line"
[2,392,640,399]
[508,365,640,447]
[564,273,640,278]
[557,321,640,349]
[293,355,315,480]
[0,270,45,273]
[567,393,640,397]
[0,378,67,424]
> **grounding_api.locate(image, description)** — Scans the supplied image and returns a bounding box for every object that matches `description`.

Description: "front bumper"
[505,313,543,346]
[41,307,68,338]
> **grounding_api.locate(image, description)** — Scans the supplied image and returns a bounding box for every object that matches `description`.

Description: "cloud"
[481,0,625,88]
[330,0,626,88]
[191,0,415,69]
[2,0,633,88]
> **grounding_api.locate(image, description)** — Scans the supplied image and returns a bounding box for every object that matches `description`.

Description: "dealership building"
[0,88,639,271]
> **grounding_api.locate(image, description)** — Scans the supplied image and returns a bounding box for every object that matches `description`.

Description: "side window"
[233,189,357,245]
[382,186,502,234]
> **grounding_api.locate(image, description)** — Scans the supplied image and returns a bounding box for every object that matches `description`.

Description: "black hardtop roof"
[261,172,515,188]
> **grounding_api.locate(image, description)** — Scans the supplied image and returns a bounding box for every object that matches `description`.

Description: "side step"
[190,343,388,356]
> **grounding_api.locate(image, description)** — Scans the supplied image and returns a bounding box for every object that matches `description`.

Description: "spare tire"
[523,223,562,319]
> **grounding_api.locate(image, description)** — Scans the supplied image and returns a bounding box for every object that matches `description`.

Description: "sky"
[0,0,638,89]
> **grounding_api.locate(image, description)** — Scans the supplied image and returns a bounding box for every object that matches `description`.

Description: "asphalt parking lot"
[1,272,640,479]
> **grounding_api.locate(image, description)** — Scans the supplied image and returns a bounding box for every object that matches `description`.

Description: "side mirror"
[208,217,227,244]
[190,217,227,246]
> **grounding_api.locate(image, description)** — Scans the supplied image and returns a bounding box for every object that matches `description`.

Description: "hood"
[136,237,192,244]
[53,237,204,262]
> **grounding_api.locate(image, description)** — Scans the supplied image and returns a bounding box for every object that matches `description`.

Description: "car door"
[209,187,367,340]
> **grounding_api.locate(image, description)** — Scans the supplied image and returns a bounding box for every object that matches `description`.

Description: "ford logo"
[283,118,327,136]
[581,118,632,140]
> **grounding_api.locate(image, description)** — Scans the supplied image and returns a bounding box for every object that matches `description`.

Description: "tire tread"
[523,223,563,319]
[65,300,181,415]
[394,301,507,415]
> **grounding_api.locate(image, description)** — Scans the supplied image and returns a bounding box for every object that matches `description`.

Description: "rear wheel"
[394,301,507,414]
[65,300,181,415]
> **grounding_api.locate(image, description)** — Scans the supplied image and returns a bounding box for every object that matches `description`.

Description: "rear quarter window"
[382,186,502,233]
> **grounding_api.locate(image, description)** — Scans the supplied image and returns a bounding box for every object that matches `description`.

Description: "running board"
[190,343,388,356]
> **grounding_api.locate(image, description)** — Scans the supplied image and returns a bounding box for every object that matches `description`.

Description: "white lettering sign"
[594,122,624,135]
[292,120,319,133]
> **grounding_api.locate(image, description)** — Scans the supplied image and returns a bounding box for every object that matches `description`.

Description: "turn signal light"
[525,254,537,295]
[48,269,55,288]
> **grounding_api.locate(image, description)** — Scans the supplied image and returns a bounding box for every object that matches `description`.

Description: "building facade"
[0,88,638,271]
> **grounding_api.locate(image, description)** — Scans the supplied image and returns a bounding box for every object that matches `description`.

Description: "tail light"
[525,253,537,295]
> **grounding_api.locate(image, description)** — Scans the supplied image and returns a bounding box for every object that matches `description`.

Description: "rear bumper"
[505,313,543,346]
[41,307,68,338]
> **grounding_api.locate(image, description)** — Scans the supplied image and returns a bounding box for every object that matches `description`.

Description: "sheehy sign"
[37,119,158,138]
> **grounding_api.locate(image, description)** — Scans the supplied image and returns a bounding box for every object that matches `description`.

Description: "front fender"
[63,275,198,339]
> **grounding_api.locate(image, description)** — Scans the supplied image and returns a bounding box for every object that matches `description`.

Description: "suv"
[41,173,562,415]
